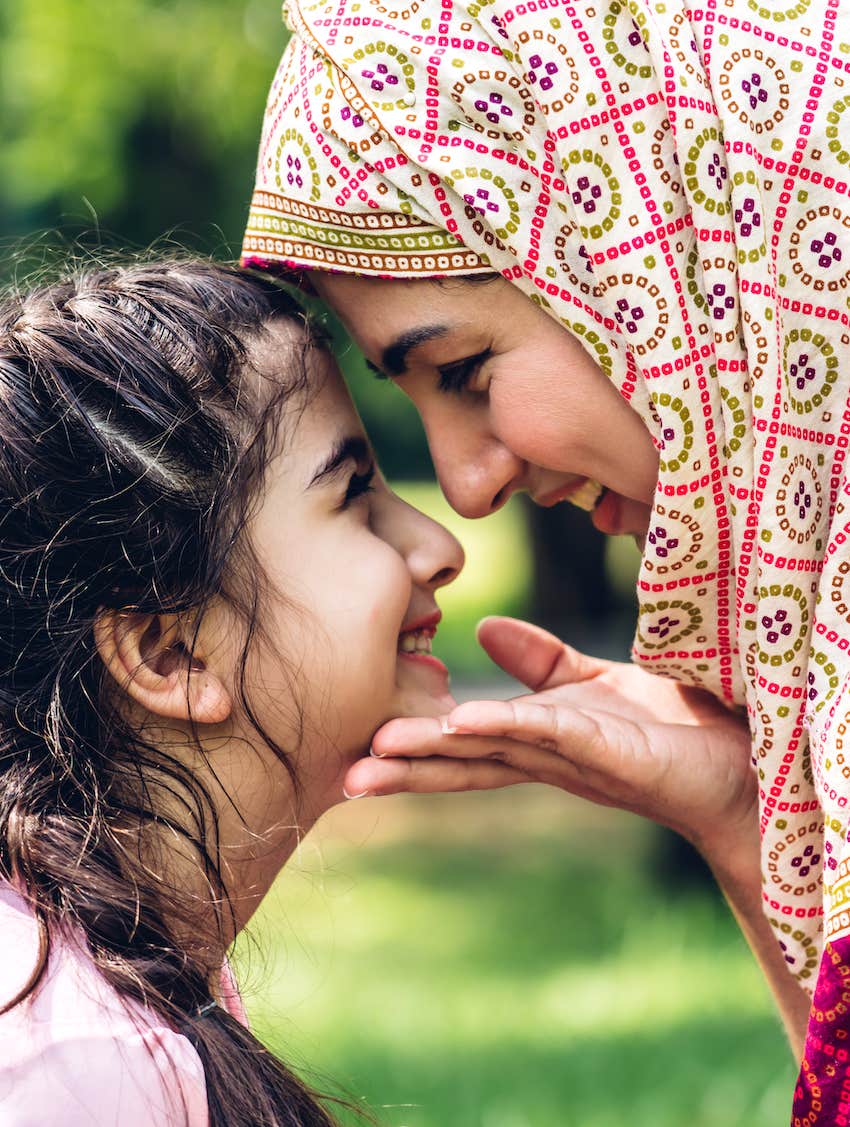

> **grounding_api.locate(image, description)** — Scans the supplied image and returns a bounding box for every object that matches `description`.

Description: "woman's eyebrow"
[307,434,371,488]
[380,324,449,376]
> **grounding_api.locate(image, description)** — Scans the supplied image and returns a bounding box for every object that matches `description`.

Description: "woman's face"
[314,273,659,541]
[232,322,463,821]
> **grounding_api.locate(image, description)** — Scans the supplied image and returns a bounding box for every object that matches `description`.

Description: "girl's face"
[105,322,464,936]
[231,323,464,820]
[314,273,659,542]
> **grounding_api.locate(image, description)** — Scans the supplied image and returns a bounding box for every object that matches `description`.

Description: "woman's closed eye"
[436,348,492,395]
[341,462,376,508]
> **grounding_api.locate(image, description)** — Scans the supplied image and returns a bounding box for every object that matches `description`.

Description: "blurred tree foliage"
[0,0,634,646]
[0,0,434,477]
[1,0,280,252]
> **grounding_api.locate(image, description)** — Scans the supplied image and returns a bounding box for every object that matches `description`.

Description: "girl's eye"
[341,463,376,508]
[437,348,492,395]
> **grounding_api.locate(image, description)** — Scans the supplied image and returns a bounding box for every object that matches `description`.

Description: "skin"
[312,272,810,1053]
[313,273,658,540]
[346,616,810,1056]
[95,323,464,955]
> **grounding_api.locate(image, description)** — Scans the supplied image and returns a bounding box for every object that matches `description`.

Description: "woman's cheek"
[491,388,586,471]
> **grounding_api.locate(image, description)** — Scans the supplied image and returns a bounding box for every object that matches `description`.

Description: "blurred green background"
[234,793,795,1127]
[0,2,791,1122]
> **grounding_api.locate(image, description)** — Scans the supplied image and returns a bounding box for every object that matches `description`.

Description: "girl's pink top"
[0,883,248,1125]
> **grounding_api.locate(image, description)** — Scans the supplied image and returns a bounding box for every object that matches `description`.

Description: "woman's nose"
[429,431,524,520]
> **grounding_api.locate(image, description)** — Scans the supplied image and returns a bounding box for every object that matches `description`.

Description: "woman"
[241,0,849,1118]
[0,258,466,1124]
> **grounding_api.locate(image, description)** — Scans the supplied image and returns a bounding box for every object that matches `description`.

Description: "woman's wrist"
[692,806,761,888]
[689,801,810,1058]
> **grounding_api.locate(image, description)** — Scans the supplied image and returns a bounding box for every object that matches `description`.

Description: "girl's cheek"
[358,546,410,631]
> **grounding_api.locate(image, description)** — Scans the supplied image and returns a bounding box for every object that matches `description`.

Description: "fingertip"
[343,786,371,801]
[475,615,498,633]
[446,701,482,731]
[475,615,513,641]
[374,716,402,739]
[370,718,403,757]
[343,758,381,798]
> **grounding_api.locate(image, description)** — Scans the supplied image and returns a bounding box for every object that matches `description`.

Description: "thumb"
[476,616,606,691]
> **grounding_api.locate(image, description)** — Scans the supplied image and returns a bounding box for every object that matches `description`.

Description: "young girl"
[0,258,466,1125]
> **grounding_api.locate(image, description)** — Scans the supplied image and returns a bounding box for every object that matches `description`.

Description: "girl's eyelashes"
[436,348,492,395]
[341,462,376,508]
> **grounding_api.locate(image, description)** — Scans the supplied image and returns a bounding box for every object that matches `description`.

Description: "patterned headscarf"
[244,0,850,1113]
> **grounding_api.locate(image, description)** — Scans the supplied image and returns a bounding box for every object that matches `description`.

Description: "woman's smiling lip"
[534,477,594,508]
[535,478,637,538]
[591,487,621,535]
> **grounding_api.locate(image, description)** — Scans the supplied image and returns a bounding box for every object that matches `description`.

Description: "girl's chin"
[392,685,457,718]
[395,649,455,715]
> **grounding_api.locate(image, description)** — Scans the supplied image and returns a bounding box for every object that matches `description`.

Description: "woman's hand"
[346,617,812,1051]
[345,616,756,856]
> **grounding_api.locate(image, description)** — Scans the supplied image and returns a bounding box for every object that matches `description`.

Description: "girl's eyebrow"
[307,434,371,488]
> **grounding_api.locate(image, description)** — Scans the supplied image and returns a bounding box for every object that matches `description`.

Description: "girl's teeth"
[399,630,433,654]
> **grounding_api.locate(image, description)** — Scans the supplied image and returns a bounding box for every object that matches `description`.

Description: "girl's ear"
[93,610,232,724]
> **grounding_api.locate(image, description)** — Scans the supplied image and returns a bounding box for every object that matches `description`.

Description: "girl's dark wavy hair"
[0,257,344,1126]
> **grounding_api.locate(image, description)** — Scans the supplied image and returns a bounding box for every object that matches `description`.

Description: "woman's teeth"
[398,628,434,655]
[569,478,604,512]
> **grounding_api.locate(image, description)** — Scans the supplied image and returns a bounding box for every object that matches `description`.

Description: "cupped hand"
[344,616,756,855]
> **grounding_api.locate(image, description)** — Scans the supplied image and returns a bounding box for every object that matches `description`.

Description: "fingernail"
[369,746,386,758]
[440,717,457,735]
[343,787,370,800]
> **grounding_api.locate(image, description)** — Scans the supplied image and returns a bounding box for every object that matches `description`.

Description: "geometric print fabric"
[243,1,850,1118]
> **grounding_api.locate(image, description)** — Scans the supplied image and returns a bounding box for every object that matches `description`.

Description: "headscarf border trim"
[244,188,493,276]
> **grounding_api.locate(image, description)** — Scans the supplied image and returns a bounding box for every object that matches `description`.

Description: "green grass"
[233,791,796,1127]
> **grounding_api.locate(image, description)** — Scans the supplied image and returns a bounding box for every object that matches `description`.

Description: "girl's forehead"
[275,348,360,440]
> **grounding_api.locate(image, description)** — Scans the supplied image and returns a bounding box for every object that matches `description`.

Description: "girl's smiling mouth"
[398,610,449,675]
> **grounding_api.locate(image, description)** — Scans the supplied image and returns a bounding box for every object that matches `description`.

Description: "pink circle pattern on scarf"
[243,0,850,1117]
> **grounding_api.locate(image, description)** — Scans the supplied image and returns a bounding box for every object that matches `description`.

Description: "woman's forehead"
[314,272,505,341]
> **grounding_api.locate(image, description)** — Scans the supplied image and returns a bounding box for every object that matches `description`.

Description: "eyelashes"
[365,347,493,394]
[342,463,376,507]
[365,360,387,381]
[436,348,492,395]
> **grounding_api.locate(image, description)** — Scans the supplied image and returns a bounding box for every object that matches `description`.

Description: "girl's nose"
[405,510,465,592]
